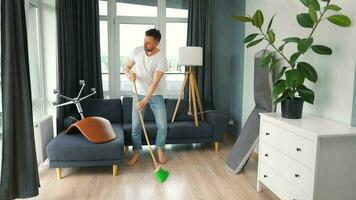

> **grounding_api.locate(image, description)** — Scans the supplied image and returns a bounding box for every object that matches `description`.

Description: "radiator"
[34,115,54,165]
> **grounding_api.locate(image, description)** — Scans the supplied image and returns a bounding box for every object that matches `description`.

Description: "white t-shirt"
[129,46,167,95]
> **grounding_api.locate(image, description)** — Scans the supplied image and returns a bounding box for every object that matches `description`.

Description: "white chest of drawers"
[257,113,356,200]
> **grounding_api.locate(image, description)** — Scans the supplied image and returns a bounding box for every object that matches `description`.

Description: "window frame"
[25,0,46,121]
[99,0,188,99]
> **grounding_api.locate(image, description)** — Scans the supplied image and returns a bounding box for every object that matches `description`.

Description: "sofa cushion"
[123,97,156,122]
[165,98,195,121]
[47,123,124,162]
[123,121,213,142]
[81,98,123,123]
[168,121,214,139]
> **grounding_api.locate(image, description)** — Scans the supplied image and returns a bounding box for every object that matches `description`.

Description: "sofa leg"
[113,165,119,176]
[56,168,62,179]
[214,142,220,152]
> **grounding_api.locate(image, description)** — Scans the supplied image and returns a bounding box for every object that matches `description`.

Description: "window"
[119,24,155,97]
[99,0,107,16]
[117,1,157,17]
[99,20,109,98]
[27,1,45,122]
[99,0,188,99]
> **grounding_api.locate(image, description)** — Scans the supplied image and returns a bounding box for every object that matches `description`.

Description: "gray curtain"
[56,0,104,132]
[0,0,40,199]
[185,0,213,109]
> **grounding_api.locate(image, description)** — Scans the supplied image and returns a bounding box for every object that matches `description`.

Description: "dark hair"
[145,28,161,42]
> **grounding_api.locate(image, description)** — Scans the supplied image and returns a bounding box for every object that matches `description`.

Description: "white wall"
[242,0,356,125]
[39,0,58,133]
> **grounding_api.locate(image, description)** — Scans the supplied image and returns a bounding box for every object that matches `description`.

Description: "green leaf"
[324,4,342,11]
[246,38,264,48]
[273,92,288,105]
[253,9,264,28]
[285,69,304,88]
[267,15,276,32]
[297,85,314,104]
[297,13,315,28]
[309,5,318,23]
[244,33,259,43]
[297,62,318,82]
[270,57,281,72]
[278,44,286,51]
[272,79,286,98]
[298,38,314,54]
[275,66,288,81]
[261,53,273,68]
[290,52,301,65]
[286,89,297,99]
[232,15,253,22]
[283,37,301,43]
[327,15,352,27]
[311,45,332,55]
[267,30,276,43]
[309,0,320,10]
[295,69,305,86]
[300,0,310,7]
[285,70,295,88]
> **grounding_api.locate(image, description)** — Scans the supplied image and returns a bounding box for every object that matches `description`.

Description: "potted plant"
[233,0,352,119]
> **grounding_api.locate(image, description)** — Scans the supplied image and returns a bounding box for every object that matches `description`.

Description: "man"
[124,29,168,167]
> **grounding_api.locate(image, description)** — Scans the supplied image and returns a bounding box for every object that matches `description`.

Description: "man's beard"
[144,47,153,52]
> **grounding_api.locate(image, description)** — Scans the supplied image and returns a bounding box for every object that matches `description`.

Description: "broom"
[132,73,169,183]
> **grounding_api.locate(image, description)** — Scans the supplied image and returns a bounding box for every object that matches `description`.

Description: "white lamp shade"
[178,46,203,66]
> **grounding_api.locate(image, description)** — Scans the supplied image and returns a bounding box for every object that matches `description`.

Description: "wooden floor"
[31,138,278,200]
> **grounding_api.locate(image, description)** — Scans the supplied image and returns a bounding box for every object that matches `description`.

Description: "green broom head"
[154,166,169,183]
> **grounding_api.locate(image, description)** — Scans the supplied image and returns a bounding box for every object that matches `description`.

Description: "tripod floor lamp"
[171,46,205,127]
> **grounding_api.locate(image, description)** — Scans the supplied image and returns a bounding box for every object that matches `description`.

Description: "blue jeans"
[131,94,167,151]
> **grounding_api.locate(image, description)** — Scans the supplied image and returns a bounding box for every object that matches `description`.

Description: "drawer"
[260,121,284,147]
[288,134,315,169]
[288,186,311,200]
[260,121,316,168]
[259,162,290,200]
[259,142,281,172]
[259,162,309,200]
[260,142,314,195]
[282,155,314,196]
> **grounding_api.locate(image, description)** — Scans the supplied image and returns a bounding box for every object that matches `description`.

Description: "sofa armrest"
[206,111,228,142]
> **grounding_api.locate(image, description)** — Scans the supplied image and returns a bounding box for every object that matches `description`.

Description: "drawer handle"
[265,132,270,136]
[264,154,269,157]
[296,147,302,152]
[263,175,268,178]
[294,174,300,178]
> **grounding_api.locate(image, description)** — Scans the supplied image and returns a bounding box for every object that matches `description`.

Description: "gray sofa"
[47,97,223,178]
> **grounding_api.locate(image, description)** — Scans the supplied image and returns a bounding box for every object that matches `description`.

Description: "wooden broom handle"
[132,75,159,169]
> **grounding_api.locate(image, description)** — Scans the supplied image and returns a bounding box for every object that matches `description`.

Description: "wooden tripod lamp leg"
[190,73,199,127]
[191,73,205,121]
[188,67,193,115]
[172,71,189,123]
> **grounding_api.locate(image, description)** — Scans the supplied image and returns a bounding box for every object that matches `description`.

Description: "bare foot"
[126,152,140,167]
[157,149,167,164]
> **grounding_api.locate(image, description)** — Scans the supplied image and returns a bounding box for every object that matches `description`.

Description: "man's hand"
[136,99,148,112]
[124,60,136,82]
[126,71,136,82]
